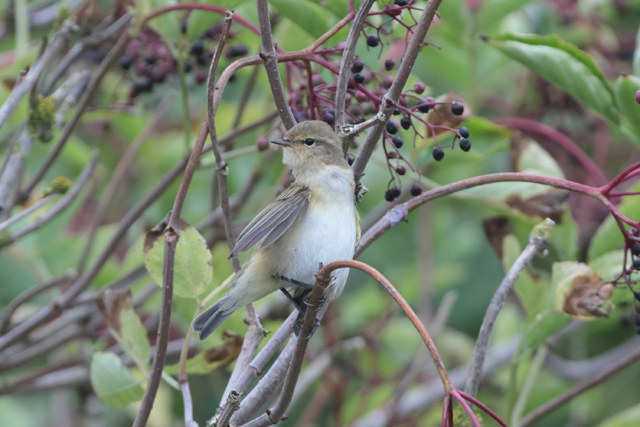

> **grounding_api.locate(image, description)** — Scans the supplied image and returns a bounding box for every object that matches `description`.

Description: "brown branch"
[0,270,76,334]
[256,0,296,129]
[464,219,554,398]
[132,119,210,427]
[351,0,443,182]
[19,29,130,201]
[517,343,640,427]
[335,0,375,142]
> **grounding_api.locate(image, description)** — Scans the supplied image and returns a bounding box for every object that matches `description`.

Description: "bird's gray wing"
[229,185,310,258]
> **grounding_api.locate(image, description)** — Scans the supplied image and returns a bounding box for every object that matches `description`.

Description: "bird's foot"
[274,275,313,290]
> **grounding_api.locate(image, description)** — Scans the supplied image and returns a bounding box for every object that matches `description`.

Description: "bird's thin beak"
[270,138,292,147]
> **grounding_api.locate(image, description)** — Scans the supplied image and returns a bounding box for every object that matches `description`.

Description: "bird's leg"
[274,274,314,290]
[293,293,326,339]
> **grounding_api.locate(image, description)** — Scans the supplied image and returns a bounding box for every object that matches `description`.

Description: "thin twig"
[464,219,554,398]
[132,119,210,427]
[19,29,130,201]
[0,270,77,334]
[0,151,99,248]
[77,94,173,273]
[0,18,76,130]
[256,0,296,129]
[0,193,56,232]
[517,343,640,427]
[351,0,443,183]
[335,0,375,144]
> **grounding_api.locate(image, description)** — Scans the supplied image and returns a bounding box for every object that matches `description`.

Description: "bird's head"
[271,121,348,171]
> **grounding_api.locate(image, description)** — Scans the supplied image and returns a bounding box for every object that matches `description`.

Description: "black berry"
[384,185,402,202]
[633,242,640,257]
[416,99,430,113]
[347,154,355,166]
[395,0,408,5]
[634,258,640,270]
[353,73,365,84]
[385,59,395,70]
[352,59,364,73]
[433,147,444,161]
[191,39,204,56]
[226,44,249,59]
[400,117,411,130]
[393,108,401,115]
[118,55,132,70]
[636,317,640,327]
[637,325,640,336]
[459,139,471,152]
[410,183,422,196]
[391,136,403,149]
[386,121,398,134]
[145,54,157,65]
[396,165,406,175]
[451,101,464,115]
[183,61,192,73]
[366,34,380,47]
[458,126,469,138]
[181,20,188,34]
[133,78,153,94]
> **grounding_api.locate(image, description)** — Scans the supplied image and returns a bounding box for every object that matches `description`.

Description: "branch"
[351,0,443,182]
[132,120,210,427]
[0,18,76,130]
[19,29,130,201]
[256,0,296,129]
[335,0,374,141]
[464,219,554,398]
[517,343,640,427]
[0,151,98,249]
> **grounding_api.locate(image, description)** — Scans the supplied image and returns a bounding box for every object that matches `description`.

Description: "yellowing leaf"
[164,331,243,375]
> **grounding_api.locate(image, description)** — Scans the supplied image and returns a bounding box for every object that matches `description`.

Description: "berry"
[191,39,204,56]
[322,108,335,126]
[385,59,395,70]
[387,151,398,159]
[226,44,249,59]
[433,147,444,161]
[410,183,423,196]
[391,136,403,149]
[395,165,406,175]
[347,154,355,166]
[635,291,640,302]
[636,90,640,105]
[195,70,207,85]
[395,0,408,5]
[459,138,471,152]
[151,68,166,83]
[181,20,188,34]
[451,101,464,115]
[353,73,365,84]
[196,54,209,66]
[183,61,192,73]
[416,99,430,113]
[637,325,640,336]
[145,54,157,65]
[352,59,364,73]
[413,82,425,94]
[393,108,401,115]
[458,126,469,138]
[118,55,132,70]
[633,242,640,257]
[384,185,402,202]
[386,121,398,134]
[366,34,380,47]
[636,317,640,327]
[355,91,368,102]
[256,136,270,151]
[135,61,149,76]
[634,258,640,270]
[133,78,153,94]
[400,116,411,130]
[382,75,394,89]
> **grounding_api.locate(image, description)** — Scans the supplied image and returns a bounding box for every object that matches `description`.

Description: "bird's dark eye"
[304,138,315,146]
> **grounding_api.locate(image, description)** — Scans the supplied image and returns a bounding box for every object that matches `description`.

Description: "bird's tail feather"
[193,301,233,340]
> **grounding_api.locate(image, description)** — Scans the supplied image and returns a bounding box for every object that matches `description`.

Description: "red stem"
[601,161,640,195]
[457,390,509,427]
[142,3,259,35]
[450,389,482,427]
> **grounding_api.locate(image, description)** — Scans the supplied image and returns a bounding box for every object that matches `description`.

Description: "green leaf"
[268,0,334,38]
[145,0,182,45]
[119,305,151,366]
[144,219,213,298]
[614,74,640,140]
[588,180,640,260]
[596,403,640,427]
[477,0,536,32]
[186,0,251,43]
[90,352,145,408]
[515,309,572,362]
[486,33,618,123]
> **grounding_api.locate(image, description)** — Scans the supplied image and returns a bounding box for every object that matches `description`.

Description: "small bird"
[193,121,360,340]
